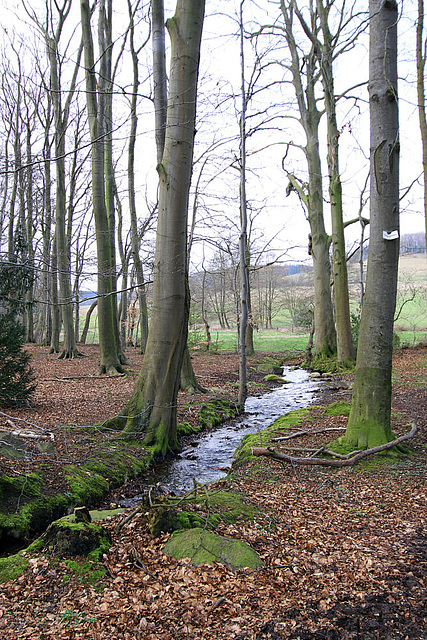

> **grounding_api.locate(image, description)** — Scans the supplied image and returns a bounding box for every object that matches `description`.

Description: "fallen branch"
[272,426,345,442]
[252,423,417,468]
[43,374,126,382]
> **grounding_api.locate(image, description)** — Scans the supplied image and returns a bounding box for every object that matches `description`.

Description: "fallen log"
[252,423,417,468]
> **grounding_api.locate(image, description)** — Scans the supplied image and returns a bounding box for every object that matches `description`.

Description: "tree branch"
[252,424,417,468]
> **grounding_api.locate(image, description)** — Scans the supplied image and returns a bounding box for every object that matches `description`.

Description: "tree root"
[251,423,417,468]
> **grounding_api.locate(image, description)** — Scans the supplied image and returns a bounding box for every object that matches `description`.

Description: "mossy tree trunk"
[116,0,205,455]
[81,0,124,374]
[343,0,399,449]
[316,0,355,363]
[281,1,336,360]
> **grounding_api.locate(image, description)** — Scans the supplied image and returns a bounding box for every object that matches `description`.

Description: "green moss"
[0,472,44,505]
[148,490,259,537]
[64,560,106,591]
[65,468,110,505]
[263,374,290,383]
[234,408,310,464]
[308,354,354,374]
[42,517,111,560]
[0,443,152,550]
[325,401,351,417]
[177,421,194,436]
[147,507,206,537]
[0,553,29,583]
[163,528,263,569]
[198,398,240,429]
[0,493,69,543]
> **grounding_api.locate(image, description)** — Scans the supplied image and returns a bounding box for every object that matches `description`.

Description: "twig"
[115,504,144,534]
[129,547,164,583]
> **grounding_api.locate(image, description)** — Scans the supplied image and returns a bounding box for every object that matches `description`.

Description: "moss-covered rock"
[144,490,259,537]
[0,443,150,551]
[263,375,290,384]
[146,506,205,537]
[198,398,240,430]
[163,527,263,569]
[257,364,283,375]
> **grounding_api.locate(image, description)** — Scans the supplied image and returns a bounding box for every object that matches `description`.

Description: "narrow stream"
[127,367,324,500]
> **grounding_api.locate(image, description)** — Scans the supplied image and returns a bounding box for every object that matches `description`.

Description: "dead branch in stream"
[252,424,417,468]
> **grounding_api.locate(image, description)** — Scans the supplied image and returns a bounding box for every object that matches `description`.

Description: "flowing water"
[139,366,325,497]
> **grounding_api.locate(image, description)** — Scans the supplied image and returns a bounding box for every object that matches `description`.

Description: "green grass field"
[77,253,426,354]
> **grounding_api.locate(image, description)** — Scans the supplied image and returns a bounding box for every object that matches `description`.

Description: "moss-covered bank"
[0,442,150,551]
[0,397,240,552]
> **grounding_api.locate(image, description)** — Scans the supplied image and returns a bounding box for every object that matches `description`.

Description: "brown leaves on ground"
[0,346,426,639]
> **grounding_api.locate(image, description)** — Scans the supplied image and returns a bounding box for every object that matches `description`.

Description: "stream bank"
[0,347,347,554]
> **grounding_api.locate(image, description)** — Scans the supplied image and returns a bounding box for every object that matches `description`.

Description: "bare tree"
[280,0,337,360]
[112,0,206,454]
[23,0,84,358]
[127,0,150,353]
[80,0,124,373]
[293,0,358,362]
[341,0,400,448]
[417,0,427,248]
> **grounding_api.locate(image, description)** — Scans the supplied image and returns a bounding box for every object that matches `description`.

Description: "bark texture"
[119,0,205,454]
[281,0,336,359]
[316,0,355,363]
[81,0,123,374]
[343,0,399,448]
[417,0,427,248]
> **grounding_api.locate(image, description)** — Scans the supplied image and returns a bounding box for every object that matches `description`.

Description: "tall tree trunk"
[116,0,205,454]
[49,233,60,353]
[280,0,336,360]
[152,0,204,394]
[417,0,427,248]
[128,0,149,353]
[98,0,128,366]
[37,90,53,344]
[44,10,82,359]
[342,0,399,448]
[316,0,354,362]
[24,117,35,343]
[238,0,249,407]
[81,0,124,374]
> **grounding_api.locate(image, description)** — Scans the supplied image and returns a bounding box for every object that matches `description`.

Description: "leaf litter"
[0,344,426,639]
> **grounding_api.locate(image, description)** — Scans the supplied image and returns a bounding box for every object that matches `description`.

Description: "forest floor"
[0,344,426,639]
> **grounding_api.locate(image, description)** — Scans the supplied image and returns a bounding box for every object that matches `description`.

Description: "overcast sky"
[0,0,425,273]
